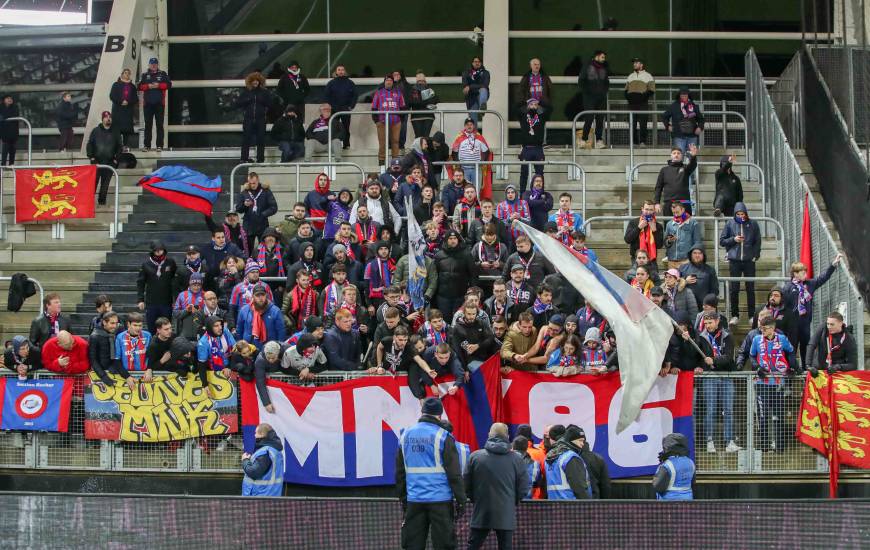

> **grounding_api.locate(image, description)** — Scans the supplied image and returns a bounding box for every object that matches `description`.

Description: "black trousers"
[401,502,456,550]
[629,104,649,144]
[581,95,607,140]
[336,113,352,147]
[468,528,513,550]
[519,144,544,195]
[727,260,756,318]
[1,138,16,165]
[241,120,266,162]
[96,166,113,205]
[58,128,74,151]
[411,118,434,139]
[143,103,165,148]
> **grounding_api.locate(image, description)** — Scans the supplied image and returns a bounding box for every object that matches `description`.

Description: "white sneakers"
[708,439,743,453]
[594,140,606,149]
[729,316,739,327]
[706,440,716,453]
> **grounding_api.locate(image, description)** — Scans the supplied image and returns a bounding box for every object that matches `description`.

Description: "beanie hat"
[304,316,323,332]
[549,424,566,441]
[244,258,260,276]
[516,424,533,440]
[421,396,443,416]
[263,341,281,357]
[332,243,347,256]
[584,327,601,344]
[562,424,586,442]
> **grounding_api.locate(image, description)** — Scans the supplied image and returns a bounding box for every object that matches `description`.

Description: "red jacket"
[41,335,90,374]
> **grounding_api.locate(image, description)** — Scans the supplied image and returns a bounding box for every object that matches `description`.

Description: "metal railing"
[0,275,44,307]
[5,117,32,165]
[717,276,790,324]
[572,110,749,175]
[227,161,367,212]
[431,160,587,221]
[0,163,121,239]
[0,371,829,475]
[627,161,767,218]
[327,109,506,171]
[581,215,787,276]
[746,48,865,368]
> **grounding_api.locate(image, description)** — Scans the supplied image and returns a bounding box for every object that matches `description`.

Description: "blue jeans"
[278,141,304,162]
[462,164,479,188]
[466,88,489,126]
[703,376,734,443]
[672,135,699,192]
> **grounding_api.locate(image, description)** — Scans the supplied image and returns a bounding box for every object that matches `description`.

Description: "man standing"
[236,284,285,349]
[277,60,310,123]
[663,87,704,155]
[396,397,466,550]
[806,311,858,375]
[137,240,177,333]
[29,292,72,351]
[545,424,592,499]
[86,110,121,205]
[652,433,695,500]
[624,200,664,265]
[0,94,20,165]
[654,144,698,217]
[236,172,278,252]
[578,50,610,148]
[241,422,285,496]
[464,422,528,550]
[137,57,171,152]
[114,312,152,381]
[517,98,546,195]
[624,58,655,146]
[719,202,761,326]
[324,64,357,149]
[451,119,490,189]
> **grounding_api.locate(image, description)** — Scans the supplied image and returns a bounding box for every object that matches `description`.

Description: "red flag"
[14,166,97,223]
[800,192,814,278]
[448,131,493,200]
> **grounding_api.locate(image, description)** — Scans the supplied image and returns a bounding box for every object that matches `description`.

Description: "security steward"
[544,424,592,499]
[241,422,285,496]
[652,432,695,500]
[396,397,466,549]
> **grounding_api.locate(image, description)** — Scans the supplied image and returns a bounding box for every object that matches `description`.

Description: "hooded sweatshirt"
[714,156,744,215]
[719,202,761,262]
[545,439,590,499]
[679,246,719,307]
[323,188,352,240]
[304,174,332,231]
[652,433,693,495]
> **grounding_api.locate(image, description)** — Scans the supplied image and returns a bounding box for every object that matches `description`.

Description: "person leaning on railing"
[806,311,858,376]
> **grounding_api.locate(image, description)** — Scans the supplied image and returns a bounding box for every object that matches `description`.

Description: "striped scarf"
[257,243,285,277]
[322,281,346,317]
[581,347,606,367]
[556,211,576,246]
[208,333,231,370]
[532,298,552,315]
[792,279,812,316]
[424,321,448,346]
[124,332,146,371]
[558,351,578,368]
[528,73,544,99]
[224,223,249,257]
[497,199,530,241]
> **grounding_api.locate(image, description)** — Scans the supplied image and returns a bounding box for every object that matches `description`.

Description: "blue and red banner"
[0,378,73,432]
[138,165,221,216]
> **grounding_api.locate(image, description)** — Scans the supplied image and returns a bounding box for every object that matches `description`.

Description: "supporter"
[374,287,408,324]
[496,185,530,247]
[545,424,592,499]
[580,328,608,373]
[391,70,412,151]
[4,336,41,377]
[229,340,258,381]
[522,174,554,230]
[752,286,798,348]
[680,246,718,308]
[369,307,406,363]
[783,254,842,365]
[319,264,349,319]
[413,184,436,223]
[145,317,175,371]
[254,228,287,301]
[109,68,138,151]
[114,312,152,381]
[253,341,288,411]
[736,310,769,370]
[434,229,475,316]
[396,398,466,550]
[393,164,425,216]
[379,159,405,198]
[236,72,274,163]
[547,334,582,377]
[720,202,761,325]
[41,330,88,375]
[409,72,438,139]
[199,229,244,285]
[628,265,655,297]
[569,231,598,262]
[304,103,345,162]
[137,57,170,152]
[86,110,121,205]
[625,58,655,146]
[693,294,728,333]
[624,249,661,286]
[666,311,700,373]
[491,315,508,347]
[506,264,534,316]
[371,326,421,374]
[503,234,553,290]
[451,303,496,371]
[371,74,405,165]
[197,316,236,389]
[303,172,334,232]
[429,132,450,181]
[652,433,695,500]
[661,269,699,320]
[662,87,704,155]
[517,98,547,193]
[55,92,77,152]
[654,145,698,216]
[484,278,514,322]
[576,303,607,338]
[423,219,444,259]
[89,312,131,387]
[236,172,278,252]
[441,168,470,216]
[286,315,324,347]
[419,309,450,347]
[205,211,249,257]
[578,50,610,149]
[241,422,285,497]
[29,292,72,351]
[282,270,318,333]
[324,64,357,149]
[217,256,244,309]
[465,422,529,550]
[713,155,743,216]
[564,315,579,338]
[462,56,491,126]
[281,333,327,381]
[529,283,555,328]
[515,424,546,499]
[285,221,321,265]
[364,241,396,307]
[164,337,196,377]
[277,202,308,243]
[173,245,208,299]
[323,244,363,289]
[450,292,491,330]
[469,200,508,245]
[750,317,796,452]
[349,179,402,235]
[664,201,702,268]
[696,311,740,454]
[236,284,286,349]
[471,224,508,288]
[512,435,541,501]
[337,285,370,337]
[172,272,206,340]
[624,200,663,264]
[394,250,438,306]
[322,308,362,371]
[806,311,858,375]
[91,294,114,334]
[270,105,305,162]
[452,184,482,238]
[277,60,310,121]
[451,118,489,188]
[0,94,18,165]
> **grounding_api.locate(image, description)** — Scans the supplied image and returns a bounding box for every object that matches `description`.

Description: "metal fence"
[807,45,870,148]
[0,371,828,475]
[5,117,32,165]
[746,48,865,368]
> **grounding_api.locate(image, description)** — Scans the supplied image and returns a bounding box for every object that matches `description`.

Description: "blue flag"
[138,165,222,216]
[0,378,73,432]
[405,197,427,310]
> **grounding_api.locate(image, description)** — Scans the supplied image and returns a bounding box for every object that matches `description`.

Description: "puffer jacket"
[434,242,475,299]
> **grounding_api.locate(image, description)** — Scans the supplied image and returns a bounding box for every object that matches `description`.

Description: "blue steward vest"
[242,445,285,497]
[546,449,592,500]
[524,458,540,499]
[401,421,453,503]
[455,441,470,475]
[656,455,694,500]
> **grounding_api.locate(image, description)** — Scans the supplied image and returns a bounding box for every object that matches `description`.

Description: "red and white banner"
[15,166,97,223]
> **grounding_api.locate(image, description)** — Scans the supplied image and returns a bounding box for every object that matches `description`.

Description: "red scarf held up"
[638,216,657,261]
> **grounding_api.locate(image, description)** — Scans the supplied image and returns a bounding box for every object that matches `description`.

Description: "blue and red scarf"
[257,243,285,277]
[208,333,231,370]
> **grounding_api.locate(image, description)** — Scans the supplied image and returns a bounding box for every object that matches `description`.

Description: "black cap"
[650,286,664,297]
[186,245,200,254]
[563,424,586,442]
[297,333,317,351]
[516,424,533,440]
[252,283,268,296]
[632,57,643,63]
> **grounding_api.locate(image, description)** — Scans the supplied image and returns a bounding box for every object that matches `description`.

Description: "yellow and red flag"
[797,371,870,497]
[14,166,97,223]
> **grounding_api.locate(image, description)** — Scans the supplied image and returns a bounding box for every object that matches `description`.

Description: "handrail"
[228,161,366,212]
[581,215,787,276]
[0,163,120,239]
[6,117,32,165]
[628,161,767,219]
[0,275,44,309]
[327,109,506,171]
[718,276,790,323]
[431,160,587,221]
[572,110,749,177]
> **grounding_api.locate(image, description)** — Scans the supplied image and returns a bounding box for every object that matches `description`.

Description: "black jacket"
[229,351,256,381]
[465,436,529,531]
[462,66,491,102]
[138,69,171,106]
[451,316,495,364]
[578,60,610,98]
[4,347,42,374]
[713,168,743,215]
[145,335,175,372]
[55,101,78,130]
[695,327,736,371]
[580,441,611,499]
[88,327,119,384]
[137,256,178,306]
[29,313,72,350]
[806,326,858,372]
[321,326,361,371]
[277,72,310,107]
[654,155,697,205]
[502,249,554,289]
[517,105,547,146]
[396,415,466,503]
[109,80,138,132]
[236,185,278,235]
[270,112,305,143]
[7,273,35,312]
[434,243,476,299]
[236,87,274,123]
[623,216,665,261]
[86,124,121,165]
[0,103,20,140]
[324,76,357,111]
[662,97,705,137]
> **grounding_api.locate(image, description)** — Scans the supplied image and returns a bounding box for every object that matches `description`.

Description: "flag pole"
[668,315,710,359]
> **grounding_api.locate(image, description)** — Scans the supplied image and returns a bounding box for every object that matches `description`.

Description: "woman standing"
[110,68,138,151]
